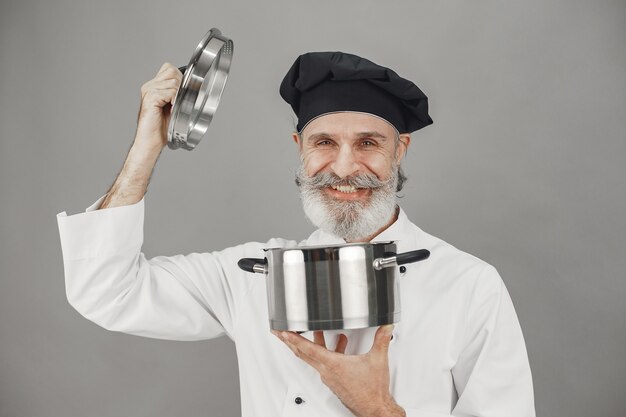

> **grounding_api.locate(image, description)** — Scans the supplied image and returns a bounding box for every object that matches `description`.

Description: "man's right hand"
[134,62,183,151]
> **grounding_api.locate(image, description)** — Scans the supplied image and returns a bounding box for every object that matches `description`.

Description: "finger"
[283,331,335,365]
[141,79,180,99]
[143,88,178,107]
[155,67,183,82]
[278,332,325,371]
[149,78,181,91]
[313,331,326,348]
[157,62,176,75]
[335,333,348,354]
[145,87,178,99]
[371,325,394,355]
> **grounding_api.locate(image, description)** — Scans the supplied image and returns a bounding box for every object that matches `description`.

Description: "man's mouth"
[330,184,358,194]
[325,184,372,200]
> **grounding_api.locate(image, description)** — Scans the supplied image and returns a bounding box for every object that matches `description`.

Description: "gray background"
[1,0,624,416]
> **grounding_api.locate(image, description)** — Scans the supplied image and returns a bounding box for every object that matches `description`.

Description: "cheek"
[301,151,333,176]
[361,153,396,178]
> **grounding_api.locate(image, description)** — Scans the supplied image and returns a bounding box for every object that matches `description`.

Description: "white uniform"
[57,196,535,417]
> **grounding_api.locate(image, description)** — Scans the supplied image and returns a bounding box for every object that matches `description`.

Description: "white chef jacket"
[57,196,535,417]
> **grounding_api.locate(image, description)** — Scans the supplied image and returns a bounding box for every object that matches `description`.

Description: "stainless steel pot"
[238,242,430,331]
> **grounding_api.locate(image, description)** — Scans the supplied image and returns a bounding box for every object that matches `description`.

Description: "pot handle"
[238,258,268,274]
[373,249,430,270]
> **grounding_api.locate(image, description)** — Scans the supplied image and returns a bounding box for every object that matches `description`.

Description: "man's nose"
[330,144,360,178]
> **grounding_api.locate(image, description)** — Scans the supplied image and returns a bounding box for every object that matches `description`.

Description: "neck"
[345,206,400,243]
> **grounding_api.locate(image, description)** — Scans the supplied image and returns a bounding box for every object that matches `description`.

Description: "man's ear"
[396,133,411,161]
[292,132,301,146]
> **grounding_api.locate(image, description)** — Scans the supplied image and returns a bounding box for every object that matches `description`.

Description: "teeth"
[332,184,357,193]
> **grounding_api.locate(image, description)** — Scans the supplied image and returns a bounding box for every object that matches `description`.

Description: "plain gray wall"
[1,0,625,416]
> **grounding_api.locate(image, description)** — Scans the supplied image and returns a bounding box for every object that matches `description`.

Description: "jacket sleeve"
[451,265,535,416]
[403,265,535,417]
[56,196,257,341]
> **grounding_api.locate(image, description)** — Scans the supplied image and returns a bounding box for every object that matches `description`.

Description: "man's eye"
[361,139,376,146]
[317,140,333,146]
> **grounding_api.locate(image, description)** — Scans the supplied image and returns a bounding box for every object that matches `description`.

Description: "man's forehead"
[301,112,397,139]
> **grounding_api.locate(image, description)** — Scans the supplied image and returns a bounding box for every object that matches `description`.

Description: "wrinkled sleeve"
[404,266,535,417]
[56,196,257,341]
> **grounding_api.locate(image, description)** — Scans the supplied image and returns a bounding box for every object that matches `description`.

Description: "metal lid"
[168,28,233,151]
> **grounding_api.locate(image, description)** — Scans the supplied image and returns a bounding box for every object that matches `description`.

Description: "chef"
[57,52,535,417]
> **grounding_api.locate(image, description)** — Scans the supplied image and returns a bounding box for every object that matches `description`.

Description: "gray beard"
[295,166,399,241]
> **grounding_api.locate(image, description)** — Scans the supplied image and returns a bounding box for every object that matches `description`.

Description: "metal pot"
[238,242,430,331]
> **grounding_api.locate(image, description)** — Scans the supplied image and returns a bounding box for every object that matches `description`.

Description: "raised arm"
[99,62,181,209]
[57,63,255,341]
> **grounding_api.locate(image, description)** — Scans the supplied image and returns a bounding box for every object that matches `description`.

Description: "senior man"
[57,52,535,417]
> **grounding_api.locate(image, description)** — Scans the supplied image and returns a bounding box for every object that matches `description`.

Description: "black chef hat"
[280,51,433,133]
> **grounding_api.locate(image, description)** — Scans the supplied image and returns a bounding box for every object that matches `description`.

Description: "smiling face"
[294,112,411,242]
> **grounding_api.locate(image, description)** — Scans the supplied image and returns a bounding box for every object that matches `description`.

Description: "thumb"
[371,324,394,354]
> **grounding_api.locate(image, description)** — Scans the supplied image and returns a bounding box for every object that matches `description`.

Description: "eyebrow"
[306,131,389,143]
[355,131,388,140]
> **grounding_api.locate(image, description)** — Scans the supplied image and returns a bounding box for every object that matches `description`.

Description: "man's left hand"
[273,325,406,417]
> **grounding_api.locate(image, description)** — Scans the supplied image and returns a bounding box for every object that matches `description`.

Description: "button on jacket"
[57,197,535,417]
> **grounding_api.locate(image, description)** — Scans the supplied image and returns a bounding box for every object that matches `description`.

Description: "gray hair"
[396,165,407,192]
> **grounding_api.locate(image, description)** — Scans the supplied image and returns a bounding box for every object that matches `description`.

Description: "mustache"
[295,168,394,189]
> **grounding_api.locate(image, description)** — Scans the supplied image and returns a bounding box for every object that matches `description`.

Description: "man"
[57,52,535,417]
